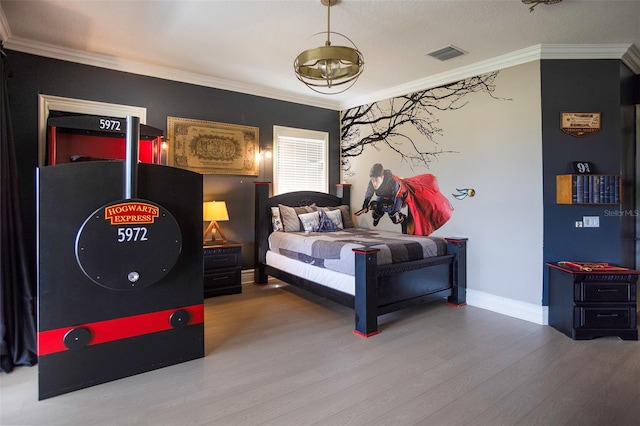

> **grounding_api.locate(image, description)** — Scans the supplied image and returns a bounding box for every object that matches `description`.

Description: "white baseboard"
[466,289,548,325]
[241,269,549,325]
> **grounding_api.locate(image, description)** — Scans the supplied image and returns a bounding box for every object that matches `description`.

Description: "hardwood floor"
[2,281,640,426]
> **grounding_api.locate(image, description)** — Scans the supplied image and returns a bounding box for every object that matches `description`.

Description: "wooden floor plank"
[1,281,639,426]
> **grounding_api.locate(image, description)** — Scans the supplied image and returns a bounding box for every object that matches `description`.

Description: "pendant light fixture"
[294,0,364,95]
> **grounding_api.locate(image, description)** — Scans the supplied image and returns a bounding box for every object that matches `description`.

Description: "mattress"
[268,228,447,276]
[266,250,355,295]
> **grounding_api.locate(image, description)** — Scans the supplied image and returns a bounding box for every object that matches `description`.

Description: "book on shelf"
[575,175,583,203]
[591,175,599,203]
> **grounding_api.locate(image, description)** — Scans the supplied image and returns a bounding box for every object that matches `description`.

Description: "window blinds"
[274,129,327,195]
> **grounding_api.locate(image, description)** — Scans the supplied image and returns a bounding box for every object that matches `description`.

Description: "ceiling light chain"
[294,0,364,95]
[522,0,563,13]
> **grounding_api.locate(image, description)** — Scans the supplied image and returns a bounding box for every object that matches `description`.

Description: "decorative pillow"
[315,209,340,232]
[321,207,344,230]
[271,207,283,232]
[298,211,321,233]
[324,205,355,228]
[279,204,317,232]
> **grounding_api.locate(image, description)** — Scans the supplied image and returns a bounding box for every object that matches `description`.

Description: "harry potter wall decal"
[358,163,453,236]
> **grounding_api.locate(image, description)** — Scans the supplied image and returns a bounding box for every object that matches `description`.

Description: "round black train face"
[75,199,182,291]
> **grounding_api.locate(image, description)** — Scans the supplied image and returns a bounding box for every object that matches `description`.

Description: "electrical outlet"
[583,216,600,228]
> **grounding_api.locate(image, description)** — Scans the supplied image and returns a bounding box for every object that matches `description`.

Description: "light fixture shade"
[294,0,364,94]
[295,39,364,90]
[203,201,229,222]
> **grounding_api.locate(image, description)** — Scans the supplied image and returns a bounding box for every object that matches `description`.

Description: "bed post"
[353,247,380,338]
[254,182,271,284]
[445,238,467,306]
[335,183,351,204]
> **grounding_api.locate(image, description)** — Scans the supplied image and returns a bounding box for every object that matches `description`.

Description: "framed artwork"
[560,112,601,137]
[167,117,259,175]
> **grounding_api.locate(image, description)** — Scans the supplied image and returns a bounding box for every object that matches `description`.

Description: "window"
[273,126,328,195]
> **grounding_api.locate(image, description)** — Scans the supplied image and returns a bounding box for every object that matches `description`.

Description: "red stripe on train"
[38,304,204,356]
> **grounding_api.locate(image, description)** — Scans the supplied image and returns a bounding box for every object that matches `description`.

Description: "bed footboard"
[352,238,467,337]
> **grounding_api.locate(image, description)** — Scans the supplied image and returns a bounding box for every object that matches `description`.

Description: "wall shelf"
[556,174,621,205]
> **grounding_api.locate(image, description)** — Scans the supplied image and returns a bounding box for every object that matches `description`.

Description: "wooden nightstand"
[547,262,638,340]
[203,242,243,298]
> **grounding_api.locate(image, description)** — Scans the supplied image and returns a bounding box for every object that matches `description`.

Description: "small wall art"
[167,117,259,175]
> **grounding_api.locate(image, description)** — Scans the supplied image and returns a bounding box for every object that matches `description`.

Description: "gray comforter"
[268,228,447,276]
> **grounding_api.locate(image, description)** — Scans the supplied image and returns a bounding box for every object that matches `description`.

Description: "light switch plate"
[583,216,600,227]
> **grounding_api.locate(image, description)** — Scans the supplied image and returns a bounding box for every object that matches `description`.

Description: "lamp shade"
[203,201,229,222]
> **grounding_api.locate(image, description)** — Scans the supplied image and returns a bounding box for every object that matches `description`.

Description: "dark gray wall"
[7,50,340,279]
[541,59,637,304]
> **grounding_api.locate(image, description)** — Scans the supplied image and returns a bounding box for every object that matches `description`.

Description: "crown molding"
[2,35,636,112]
[339,45,543,110]
[540,43,640,74]
[339,43,638,110]
[538,43,634,60]
[539,42,639,74]
[622,44,640,74]
[2,36,340,111]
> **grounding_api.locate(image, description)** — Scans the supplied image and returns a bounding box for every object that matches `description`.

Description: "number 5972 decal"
[99,118,121,131]
[117,227,148,242]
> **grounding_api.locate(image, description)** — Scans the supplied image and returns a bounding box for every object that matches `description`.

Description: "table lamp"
[203,201,229,244]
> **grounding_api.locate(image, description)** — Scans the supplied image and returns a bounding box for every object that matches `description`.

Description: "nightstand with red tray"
[547,262,639,340]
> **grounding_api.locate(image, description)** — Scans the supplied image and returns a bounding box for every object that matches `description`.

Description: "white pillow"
[322,207,344,230]
[271,207,283,232]
[298,211,321,233]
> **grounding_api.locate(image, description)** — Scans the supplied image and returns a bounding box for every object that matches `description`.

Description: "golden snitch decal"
[453,188,476,200]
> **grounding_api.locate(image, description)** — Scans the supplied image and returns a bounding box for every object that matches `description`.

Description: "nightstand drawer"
[203,250,240,269]
[575,282,636,303]
[574,306,637,329]
[204,269,241,288]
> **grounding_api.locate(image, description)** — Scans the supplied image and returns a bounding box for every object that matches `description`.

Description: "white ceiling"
[1,0,639,110]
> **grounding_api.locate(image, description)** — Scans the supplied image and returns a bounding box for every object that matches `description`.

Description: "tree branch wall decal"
[340,71,507,176]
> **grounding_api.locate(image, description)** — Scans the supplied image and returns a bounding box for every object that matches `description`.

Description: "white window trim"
[273,125,328,195]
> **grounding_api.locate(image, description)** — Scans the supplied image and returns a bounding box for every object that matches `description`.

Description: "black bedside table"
[547,262,638,340]
[203,241,243,298]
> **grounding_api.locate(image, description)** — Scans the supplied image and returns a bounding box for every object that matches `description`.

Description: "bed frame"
[254,182,467,337]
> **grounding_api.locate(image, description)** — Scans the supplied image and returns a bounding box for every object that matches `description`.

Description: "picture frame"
[560,112,601,137]
[167,117,259,175]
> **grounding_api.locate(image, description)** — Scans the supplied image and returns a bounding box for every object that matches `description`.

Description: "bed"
[254,182,467,337]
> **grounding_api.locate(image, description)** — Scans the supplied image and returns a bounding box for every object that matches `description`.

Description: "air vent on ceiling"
[427,45,467,61]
